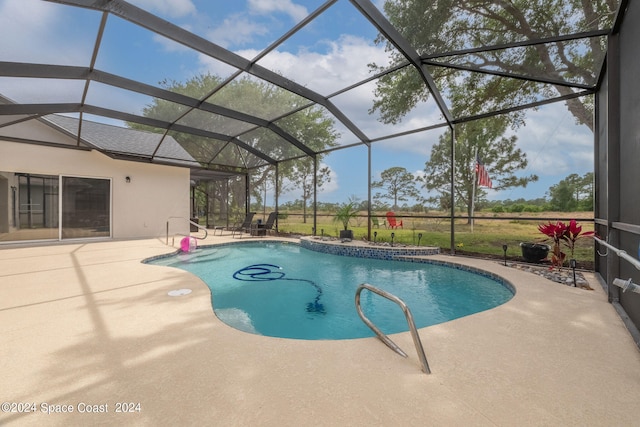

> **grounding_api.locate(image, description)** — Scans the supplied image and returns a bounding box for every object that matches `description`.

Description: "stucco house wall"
[0,121,190,240]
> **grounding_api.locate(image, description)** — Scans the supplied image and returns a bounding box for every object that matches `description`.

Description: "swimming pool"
[149,241,514,340]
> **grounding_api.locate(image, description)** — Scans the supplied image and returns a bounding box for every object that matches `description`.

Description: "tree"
[370,0,616,131]
[128,73,338,214]
[548,172,593,211]
[282,158,332,223]
[333,197,360,232]
[419,118,538,222]
[371,166,420,209]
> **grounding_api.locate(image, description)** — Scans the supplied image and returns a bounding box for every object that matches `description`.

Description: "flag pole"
[470,146,478,233]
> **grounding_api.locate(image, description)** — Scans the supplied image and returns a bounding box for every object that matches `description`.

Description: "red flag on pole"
[475,157,492,188]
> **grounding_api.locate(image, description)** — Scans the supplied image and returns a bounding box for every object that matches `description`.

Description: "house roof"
[42,114,198,167]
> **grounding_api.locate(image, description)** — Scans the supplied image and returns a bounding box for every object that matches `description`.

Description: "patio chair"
[231,212,256,238]
[249,211,278,237]
[261,211,278,235]
[386,211,403,229]
[371,217,386,229]
[210,218,226,236]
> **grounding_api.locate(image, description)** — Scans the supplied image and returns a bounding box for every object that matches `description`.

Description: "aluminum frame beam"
[44,0,371,144]
[350,0,454,125]
[0,61,317,158]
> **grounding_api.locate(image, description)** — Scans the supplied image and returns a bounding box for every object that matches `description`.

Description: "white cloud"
[0,77,83,105]
[128,0,196,18]
[197,36,389,136]
[152,30,193,53]
[320,164,339,195]
[0,0,98,103]
[236,35,451,154]
[413,169,426,180]
[0,0,90,65]
[0,0,54,28]
[254,35,389,93]
[196,55,239,78]
[512,103,593,177]
[206,15,270,49]
[248,0,308,23]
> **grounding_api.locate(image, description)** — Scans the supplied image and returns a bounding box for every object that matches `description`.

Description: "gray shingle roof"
[43,114,197,167]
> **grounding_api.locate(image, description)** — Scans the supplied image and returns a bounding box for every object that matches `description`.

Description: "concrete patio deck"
[1,234,639,426]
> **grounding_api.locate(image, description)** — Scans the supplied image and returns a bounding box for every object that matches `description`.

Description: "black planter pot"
[520,242,550,262]
[339,229,353,240]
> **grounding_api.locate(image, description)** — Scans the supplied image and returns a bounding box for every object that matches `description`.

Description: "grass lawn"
[272,210,595,266]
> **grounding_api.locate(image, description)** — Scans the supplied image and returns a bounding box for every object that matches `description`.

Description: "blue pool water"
[149,241,513,340]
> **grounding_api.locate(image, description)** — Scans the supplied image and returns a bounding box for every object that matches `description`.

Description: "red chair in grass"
[386,211,403,229]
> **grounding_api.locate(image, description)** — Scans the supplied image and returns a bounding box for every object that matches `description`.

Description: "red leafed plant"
[538,220,594,269]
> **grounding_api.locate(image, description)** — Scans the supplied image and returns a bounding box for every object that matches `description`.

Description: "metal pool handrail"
[594,236,640,294]
[166,216,208,245]
[594,236,640,271]
[355,283,431,374]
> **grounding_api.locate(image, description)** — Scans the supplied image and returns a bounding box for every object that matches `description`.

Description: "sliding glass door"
[61,176,111,239]
[0,172,111,242]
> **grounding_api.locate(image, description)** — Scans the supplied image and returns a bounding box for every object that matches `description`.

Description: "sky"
[0,0,595,206]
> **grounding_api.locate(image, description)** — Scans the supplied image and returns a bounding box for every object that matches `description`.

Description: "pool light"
[168,289,192,296]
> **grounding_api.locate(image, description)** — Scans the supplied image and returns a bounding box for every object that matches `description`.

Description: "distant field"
[268,210,595,265]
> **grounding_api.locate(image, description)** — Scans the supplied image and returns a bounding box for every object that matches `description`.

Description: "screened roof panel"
[94,15,223,92]
[30,113,198,166]
[237,127,306,163]
[76,116,163,157]
[0,112,83,146]
[372,125,447,156]
[254,0,386,95]
[207,140,271,170]
[426,65,584,119]
[324,119,362,148]
[332,77,445,140]
[425,36,608,88]
[0,1,99,66]
[166,131,229,165]
[204,72,311,122]
[176,109,258,137]
[0,77,85,104]
[85,81,178,120]
[127,0,328,58]
[0,0,625,175]
[273,104,349,151]
[387,1,617,57]
[0,114,30,127]
[81,112,138,129]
